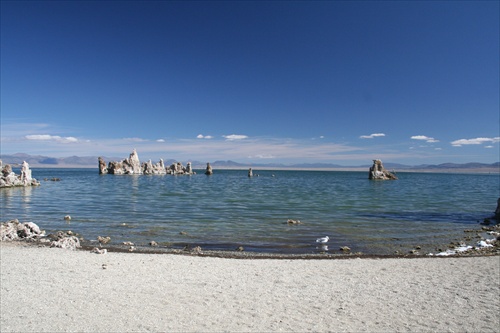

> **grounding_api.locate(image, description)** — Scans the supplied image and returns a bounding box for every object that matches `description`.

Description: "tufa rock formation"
[369,159,397,180]
[167,161,194,175]
[205,162,213,175]
[1,220,45,241]
[105,149,143,175]
[0,161,40,188]
[144,159,167,175]
[98,157,108,174]
[99,149,195,175]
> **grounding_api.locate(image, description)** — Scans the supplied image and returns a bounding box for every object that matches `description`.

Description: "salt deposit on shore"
[1,242,498,332]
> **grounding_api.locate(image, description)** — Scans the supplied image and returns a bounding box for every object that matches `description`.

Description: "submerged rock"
[340,246,351,252]
[495,198,500,219]
[368,159,397,180]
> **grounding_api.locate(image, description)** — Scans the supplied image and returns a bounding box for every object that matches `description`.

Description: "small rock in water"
[179,231,188,235]
[191,246,203,254]
[340,246,351,252]
[481,218,491,225]
[150,241,158,247]
[236,246,244,251]
[64,215,71,221]
[97,236,111,244]
[286,219,301,225]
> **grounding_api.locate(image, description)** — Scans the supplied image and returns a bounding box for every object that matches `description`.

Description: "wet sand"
[1,241,499,332]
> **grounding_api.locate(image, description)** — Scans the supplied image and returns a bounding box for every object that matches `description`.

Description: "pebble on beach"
[91,247,107,255]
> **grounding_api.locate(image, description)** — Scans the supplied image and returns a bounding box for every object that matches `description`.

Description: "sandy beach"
[1,242,499,333]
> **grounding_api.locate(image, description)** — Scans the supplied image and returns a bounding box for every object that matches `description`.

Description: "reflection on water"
[0,185,36,221]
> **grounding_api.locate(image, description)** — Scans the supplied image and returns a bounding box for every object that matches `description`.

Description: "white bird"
[316,236,329,243]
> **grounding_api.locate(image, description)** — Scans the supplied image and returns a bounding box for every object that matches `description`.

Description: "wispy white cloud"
[360,133,385,139]
[25,134,78,143]
[223,134,248,141]
[411,135,439,143]
[122,137,148,142]
[451,137,500,147]
[2,121,497,165]
[249,154,275,159]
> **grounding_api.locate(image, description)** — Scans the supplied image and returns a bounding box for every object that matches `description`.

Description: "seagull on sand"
[316,236,329,243]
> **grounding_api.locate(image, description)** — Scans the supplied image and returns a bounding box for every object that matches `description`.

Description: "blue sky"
[1,1,499,165]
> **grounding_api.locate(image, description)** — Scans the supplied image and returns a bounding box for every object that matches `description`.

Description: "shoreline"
[4,229,500,259]
[2,215,500,259]
[1,240,499,332]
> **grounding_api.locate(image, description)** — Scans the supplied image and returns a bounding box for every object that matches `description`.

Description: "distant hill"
[0,153,121,168]
[418,162,500,169]
[0,153,498,171]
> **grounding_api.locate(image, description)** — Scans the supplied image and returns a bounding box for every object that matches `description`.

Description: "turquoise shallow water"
[1,168,499,255]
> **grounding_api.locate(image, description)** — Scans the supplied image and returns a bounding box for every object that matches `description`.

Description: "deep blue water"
[1,168,499,255]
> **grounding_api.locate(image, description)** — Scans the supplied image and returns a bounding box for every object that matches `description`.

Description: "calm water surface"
[1,168,498,255]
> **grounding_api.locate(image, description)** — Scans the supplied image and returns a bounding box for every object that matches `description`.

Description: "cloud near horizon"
[2,122,497,164]
[451,137,500,147]
[223,134,248,141]
[360,133,385,139]
[197,134,213,139]
[411,135,439,143]
[25,134,78,143]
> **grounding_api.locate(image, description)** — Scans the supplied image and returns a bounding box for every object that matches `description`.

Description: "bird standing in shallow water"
[316,236,329,243]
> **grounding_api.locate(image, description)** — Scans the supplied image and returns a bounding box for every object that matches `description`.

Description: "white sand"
[1,242,499,333]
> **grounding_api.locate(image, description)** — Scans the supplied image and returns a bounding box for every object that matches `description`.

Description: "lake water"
[1,168,498,255]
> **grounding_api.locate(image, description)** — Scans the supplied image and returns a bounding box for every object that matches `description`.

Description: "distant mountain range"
[0,153,499,171]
